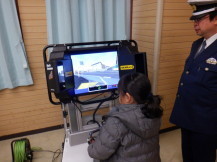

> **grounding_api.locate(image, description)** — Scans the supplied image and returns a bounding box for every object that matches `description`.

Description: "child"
[88,72,163,162]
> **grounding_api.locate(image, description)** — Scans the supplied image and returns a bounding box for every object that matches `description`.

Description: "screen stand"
[62,99,116,162]
[61,99,116,147]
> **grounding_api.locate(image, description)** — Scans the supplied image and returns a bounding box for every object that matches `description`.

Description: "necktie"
[194,41,206,59]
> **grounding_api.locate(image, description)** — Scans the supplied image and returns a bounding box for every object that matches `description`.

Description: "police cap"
[188,0,217,20]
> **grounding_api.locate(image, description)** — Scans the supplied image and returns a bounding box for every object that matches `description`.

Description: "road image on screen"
[57,65,65,83]
[71,51,120,95]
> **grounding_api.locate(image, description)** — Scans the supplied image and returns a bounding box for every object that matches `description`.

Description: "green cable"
[13,140,27,162]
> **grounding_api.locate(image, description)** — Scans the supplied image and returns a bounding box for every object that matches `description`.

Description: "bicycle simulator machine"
[43,40,147,148]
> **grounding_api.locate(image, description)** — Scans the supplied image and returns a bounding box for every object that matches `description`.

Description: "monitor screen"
[57,65,65,83]
[70,51,120,95]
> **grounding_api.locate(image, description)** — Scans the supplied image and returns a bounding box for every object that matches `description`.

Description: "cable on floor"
[31,147,63,162]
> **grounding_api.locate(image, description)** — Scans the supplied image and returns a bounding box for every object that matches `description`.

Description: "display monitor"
[70,50,120,95]
[44,40,147,104]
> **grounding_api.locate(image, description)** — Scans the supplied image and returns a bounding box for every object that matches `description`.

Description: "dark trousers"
[181,128,217,162]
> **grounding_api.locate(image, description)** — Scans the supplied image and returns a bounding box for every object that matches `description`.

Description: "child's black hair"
[118,72,163,119]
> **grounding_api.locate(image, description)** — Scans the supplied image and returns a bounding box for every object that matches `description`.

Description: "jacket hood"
[108,104,161,139]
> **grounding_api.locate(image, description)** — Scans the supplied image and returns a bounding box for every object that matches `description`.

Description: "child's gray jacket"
[88,104,161,162]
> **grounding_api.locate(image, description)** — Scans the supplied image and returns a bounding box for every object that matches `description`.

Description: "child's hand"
[87,137,95,144]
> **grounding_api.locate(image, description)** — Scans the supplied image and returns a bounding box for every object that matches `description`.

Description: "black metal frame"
[43,40,137,105]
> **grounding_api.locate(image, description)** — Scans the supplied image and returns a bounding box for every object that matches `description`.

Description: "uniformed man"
[170,0,217,162]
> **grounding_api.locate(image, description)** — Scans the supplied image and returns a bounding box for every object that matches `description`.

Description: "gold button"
[205,67,209,71]
[186,71,189,74]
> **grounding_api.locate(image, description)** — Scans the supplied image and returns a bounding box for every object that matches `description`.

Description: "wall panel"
[132,0,157,84]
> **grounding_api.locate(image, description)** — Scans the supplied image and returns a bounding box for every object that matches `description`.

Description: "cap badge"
[191,4,197,11]
[206,57,217,65]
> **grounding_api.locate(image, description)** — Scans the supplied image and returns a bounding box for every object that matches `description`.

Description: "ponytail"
[141,94,163,119]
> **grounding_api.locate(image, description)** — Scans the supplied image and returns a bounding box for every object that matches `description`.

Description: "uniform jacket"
[88,104,161,162]
[170,37,217,134]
